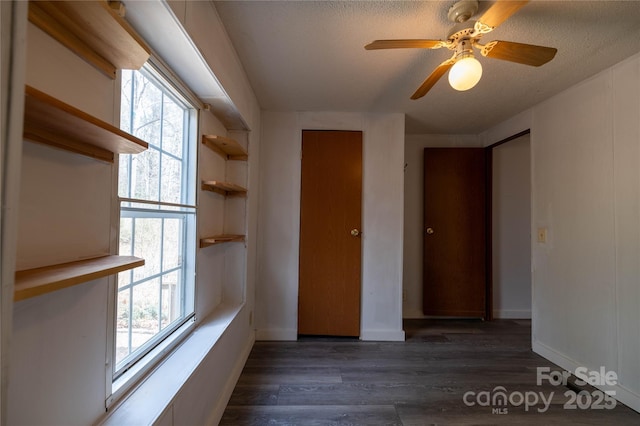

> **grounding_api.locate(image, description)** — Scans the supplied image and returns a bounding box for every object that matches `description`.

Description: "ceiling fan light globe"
[448,56,483,91]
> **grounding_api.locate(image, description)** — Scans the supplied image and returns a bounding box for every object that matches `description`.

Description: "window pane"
[118,217,133,289]
[160,153,182,204]
[132,72,162,148]
[118,155,131,198]
[115,278,161,366]
[162,99,184,158]
[162,217,181,271]
[119,217,133,256]
[132,217,162,282]
[116,289,132,364]
[132,149,160,202]
[161,271,181,330]
[120,70,133,134]
[131,278,161,340]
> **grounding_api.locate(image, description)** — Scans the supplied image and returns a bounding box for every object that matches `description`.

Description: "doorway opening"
[420,130,532,323]
[488,130,532,320]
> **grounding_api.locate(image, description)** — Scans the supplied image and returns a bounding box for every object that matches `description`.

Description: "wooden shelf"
[28,0,151,79]
[201,180,247,197]
[23,85,149,162]
[199,234,245,248]
[202,135,248,161]
[14,255,144,301]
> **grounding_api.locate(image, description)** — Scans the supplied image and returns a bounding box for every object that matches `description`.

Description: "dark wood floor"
[220,319,640,425]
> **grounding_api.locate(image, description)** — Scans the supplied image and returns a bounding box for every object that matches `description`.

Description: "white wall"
[176,1,258,128]
[8,1,261,424]
[256,111,405,341]
[196,109,231,314]
[402,134,481,318]
[481,53,640,412]
[9,24,117,426]
[492,134,531,319]
[1,2,27,423]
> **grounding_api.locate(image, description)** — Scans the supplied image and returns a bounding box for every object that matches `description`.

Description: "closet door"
[298,130,362,336]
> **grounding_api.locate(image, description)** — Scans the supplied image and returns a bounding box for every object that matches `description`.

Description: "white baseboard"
[360,329,405,342]
[256,328,297,341]
[256,328,405,342]
[207,331,255,425]
[403,308,428,319]
[533,339,640,414]
[493,309,531,319]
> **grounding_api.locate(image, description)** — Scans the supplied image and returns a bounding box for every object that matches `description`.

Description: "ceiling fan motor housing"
[448,0,479,23]
[447,20,476,44]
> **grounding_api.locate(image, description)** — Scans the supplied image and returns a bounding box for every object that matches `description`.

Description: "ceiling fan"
[365,0,557,99]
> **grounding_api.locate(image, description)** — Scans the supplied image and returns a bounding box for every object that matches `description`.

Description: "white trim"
[360,329,406,342]
[255,328,406,342]
[255,328,298,341]
[145,55,204,111]
[104,69,123,409]
[107,317,196,408]
[493,309,532,319]
[1,2,28,423]
[533,339,640,413]
[206,331,255,425]
[100,302,246,425]
[119,197,197,210]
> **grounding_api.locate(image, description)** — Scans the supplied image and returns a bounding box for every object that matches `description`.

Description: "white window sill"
[99,302,245,426]
[109,316,197,406]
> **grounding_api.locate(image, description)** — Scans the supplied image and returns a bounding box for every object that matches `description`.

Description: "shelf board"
[23,85,149,162]
[201,180,247,197]
[28,0,151,79]
[200,234,245,248]
[202,135,248,161]
[14,255,144,301]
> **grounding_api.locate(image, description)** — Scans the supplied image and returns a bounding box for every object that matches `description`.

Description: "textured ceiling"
[213,1,640,134]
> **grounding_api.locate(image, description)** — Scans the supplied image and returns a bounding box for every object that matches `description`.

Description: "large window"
[115,65,197,380]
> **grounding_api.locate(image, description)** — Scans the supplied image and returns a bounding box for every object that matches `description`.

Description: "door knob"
[350,228,361,237]
[426,227,434,235]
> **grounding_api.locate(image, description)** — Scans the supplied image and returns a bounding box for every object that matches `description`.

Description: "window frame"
[106,59,201,408]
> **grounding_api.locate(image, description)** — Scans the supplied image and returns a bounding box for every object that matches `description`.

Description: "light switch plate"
[537,228,547,243]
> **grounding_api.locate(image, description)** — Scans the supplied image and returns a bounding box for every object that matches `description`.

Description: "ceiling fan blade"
[477,1,529,31]
[411,59,455,100]
[365,39,447,50]
[480,40,557,66]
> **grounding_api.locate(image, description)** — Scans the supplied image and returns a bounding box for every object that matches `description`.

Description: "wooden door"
[299,130,362,336]
[423,148,486,318]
